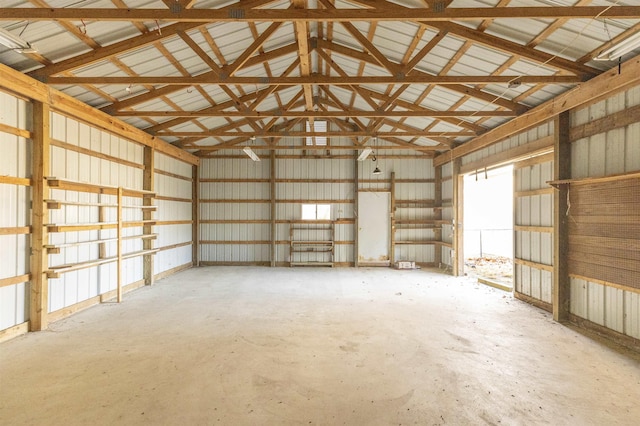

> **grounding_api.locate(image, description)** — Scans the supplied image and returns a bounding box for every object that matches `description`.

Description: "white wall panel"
[46,113,148,313]
[0,90,31,331]
[625,293,640,340]
[154,152,194,275]
[200,154,435,265]
[514,159,554,303]
[568,85,640,341]
[461,122,552,168]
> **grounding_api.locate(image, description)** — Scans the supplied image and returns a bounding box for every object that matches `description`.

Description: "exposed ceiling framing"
[1,0,639,157]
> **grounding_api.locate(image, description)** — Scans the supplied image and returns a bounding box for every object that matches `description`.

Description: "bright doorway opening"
[463,165,514,287]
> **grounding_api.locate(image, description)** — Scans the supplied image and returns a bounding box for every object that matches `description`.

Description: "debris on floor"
[465,255,513,285]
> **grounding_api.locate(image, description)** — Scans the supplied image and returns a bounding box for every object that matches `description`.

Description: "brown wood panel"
[571,185,640,205]
[568,242,640,263]
[567,175,640,291]
[570,202,640,216]
[568,259,639,289]
[568,221,640,239]
[568,250,640,273]
[569,235,640,251]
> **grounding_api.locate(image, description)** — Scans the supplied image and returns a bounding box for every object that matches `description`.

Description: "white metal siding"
[514,159,554,304]
[154,152,193,275]
[47,113,146,312]
[0,90,30,331]
[200,157,272,264]
[568,85,640,339]
[200,152,436,265]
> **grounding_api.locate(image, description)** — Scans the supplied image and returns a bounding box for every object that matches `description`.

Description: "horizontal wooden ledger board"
[567,175,640,290]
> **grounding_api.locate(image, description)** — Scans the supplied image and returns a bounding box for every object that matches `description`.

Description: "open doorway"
[463,165,514,287]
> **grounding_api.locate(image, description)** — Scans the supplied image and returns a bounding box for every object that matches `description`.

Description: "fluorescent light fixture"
[357,147,373,161]
[594,32,640,61]
[0,27,37,53]
[243,146,260,162]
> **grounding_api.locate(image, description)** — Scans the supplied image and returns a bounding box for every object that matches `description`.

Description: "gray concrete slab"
[1,267,639,425]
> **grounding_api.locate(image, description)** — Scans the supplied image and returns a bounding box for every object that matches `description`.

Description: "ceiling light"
[357,147,373,161]
[372,166,382,175]
[594,31,640,61]
[0,27,37,53]
[243,146,260,162]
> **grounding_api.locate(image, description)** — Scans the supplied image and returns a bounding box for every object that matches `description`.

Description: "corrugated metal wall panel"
[568,85,640,341]
[625,292,640,340]
[200,154,435,265]
[154,152,194,275]
[200,156,271,264]
[514,158,554,302]
[0,90,31,331]
[604,286,625,334]
[45,112,156,313]
[461,122,553,167]
[570,277,588,318]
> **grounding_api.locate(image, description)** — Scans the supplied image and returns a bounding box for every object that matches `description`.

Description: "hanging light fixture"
[372,136,382,175]
[357,147,373,161]
[594,31,640,61]
[243,136,260,161]
[0,27,37,53]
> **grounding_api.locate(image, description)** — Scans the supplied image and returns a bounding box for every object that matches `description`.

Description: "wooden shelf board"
[46,177,155,198]
[46,249,158,278]
[290,262,334,267]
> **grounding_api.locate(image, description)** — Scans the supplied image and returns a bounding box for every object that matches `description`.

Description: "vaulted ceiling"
[1,0,639,158]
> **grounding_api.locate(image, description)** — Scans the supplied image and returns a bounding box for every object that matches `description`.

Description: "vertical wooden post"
[270,150,276,267]
[390,171,396,266]
[143,146,155,285]
[354,153,359,267]
[434,165,443,268]
[452,158,464,276]
[554,111,571,322]
[98,202,107,260]
[116,187,123,303]
[192,164,199,267]
[30,101,50,331]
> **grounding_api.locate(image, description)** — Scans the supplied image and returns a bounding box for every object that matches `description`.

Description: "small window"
[305,120,327,146]
[302,204,331,220]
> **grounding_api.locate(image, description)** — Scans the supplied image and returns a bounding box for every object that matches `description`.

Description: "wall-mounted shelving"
[289,220,335,267]
[390,172,452,265]
[44,177,158,301]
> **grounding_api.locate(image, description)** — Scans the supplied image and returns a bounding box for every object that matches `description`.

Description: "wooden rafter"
[3,7,638,22]
[46,75,582,85]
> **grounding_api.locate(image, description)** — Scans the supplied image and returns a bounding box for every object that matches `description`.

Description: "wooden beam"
[26,0,279,78]
[390,172,396,265]
[112,109,515,118]
[459,135,554,174]
[270,150,277,267]
[143,146,155,286]
[158,130,474,138]
[434,55,640,167]
[29,101,50,331]
[116,187,123,302]
[193,143,441,152]
[192,164,199,267]
[452,158,463,276]
[3,7,638,22]
[427,21,597,78]
[46,75,582,86]
[434,165,443,267]
[317,37,526,113]
[553,111,571,322]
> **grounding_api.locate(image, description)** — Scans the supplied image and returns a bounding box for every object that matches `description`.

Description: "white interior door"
[358,192,391,265]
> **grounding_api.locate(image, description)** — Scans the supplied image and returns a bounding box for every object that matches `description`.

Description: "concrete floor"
[1,267,640,425]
